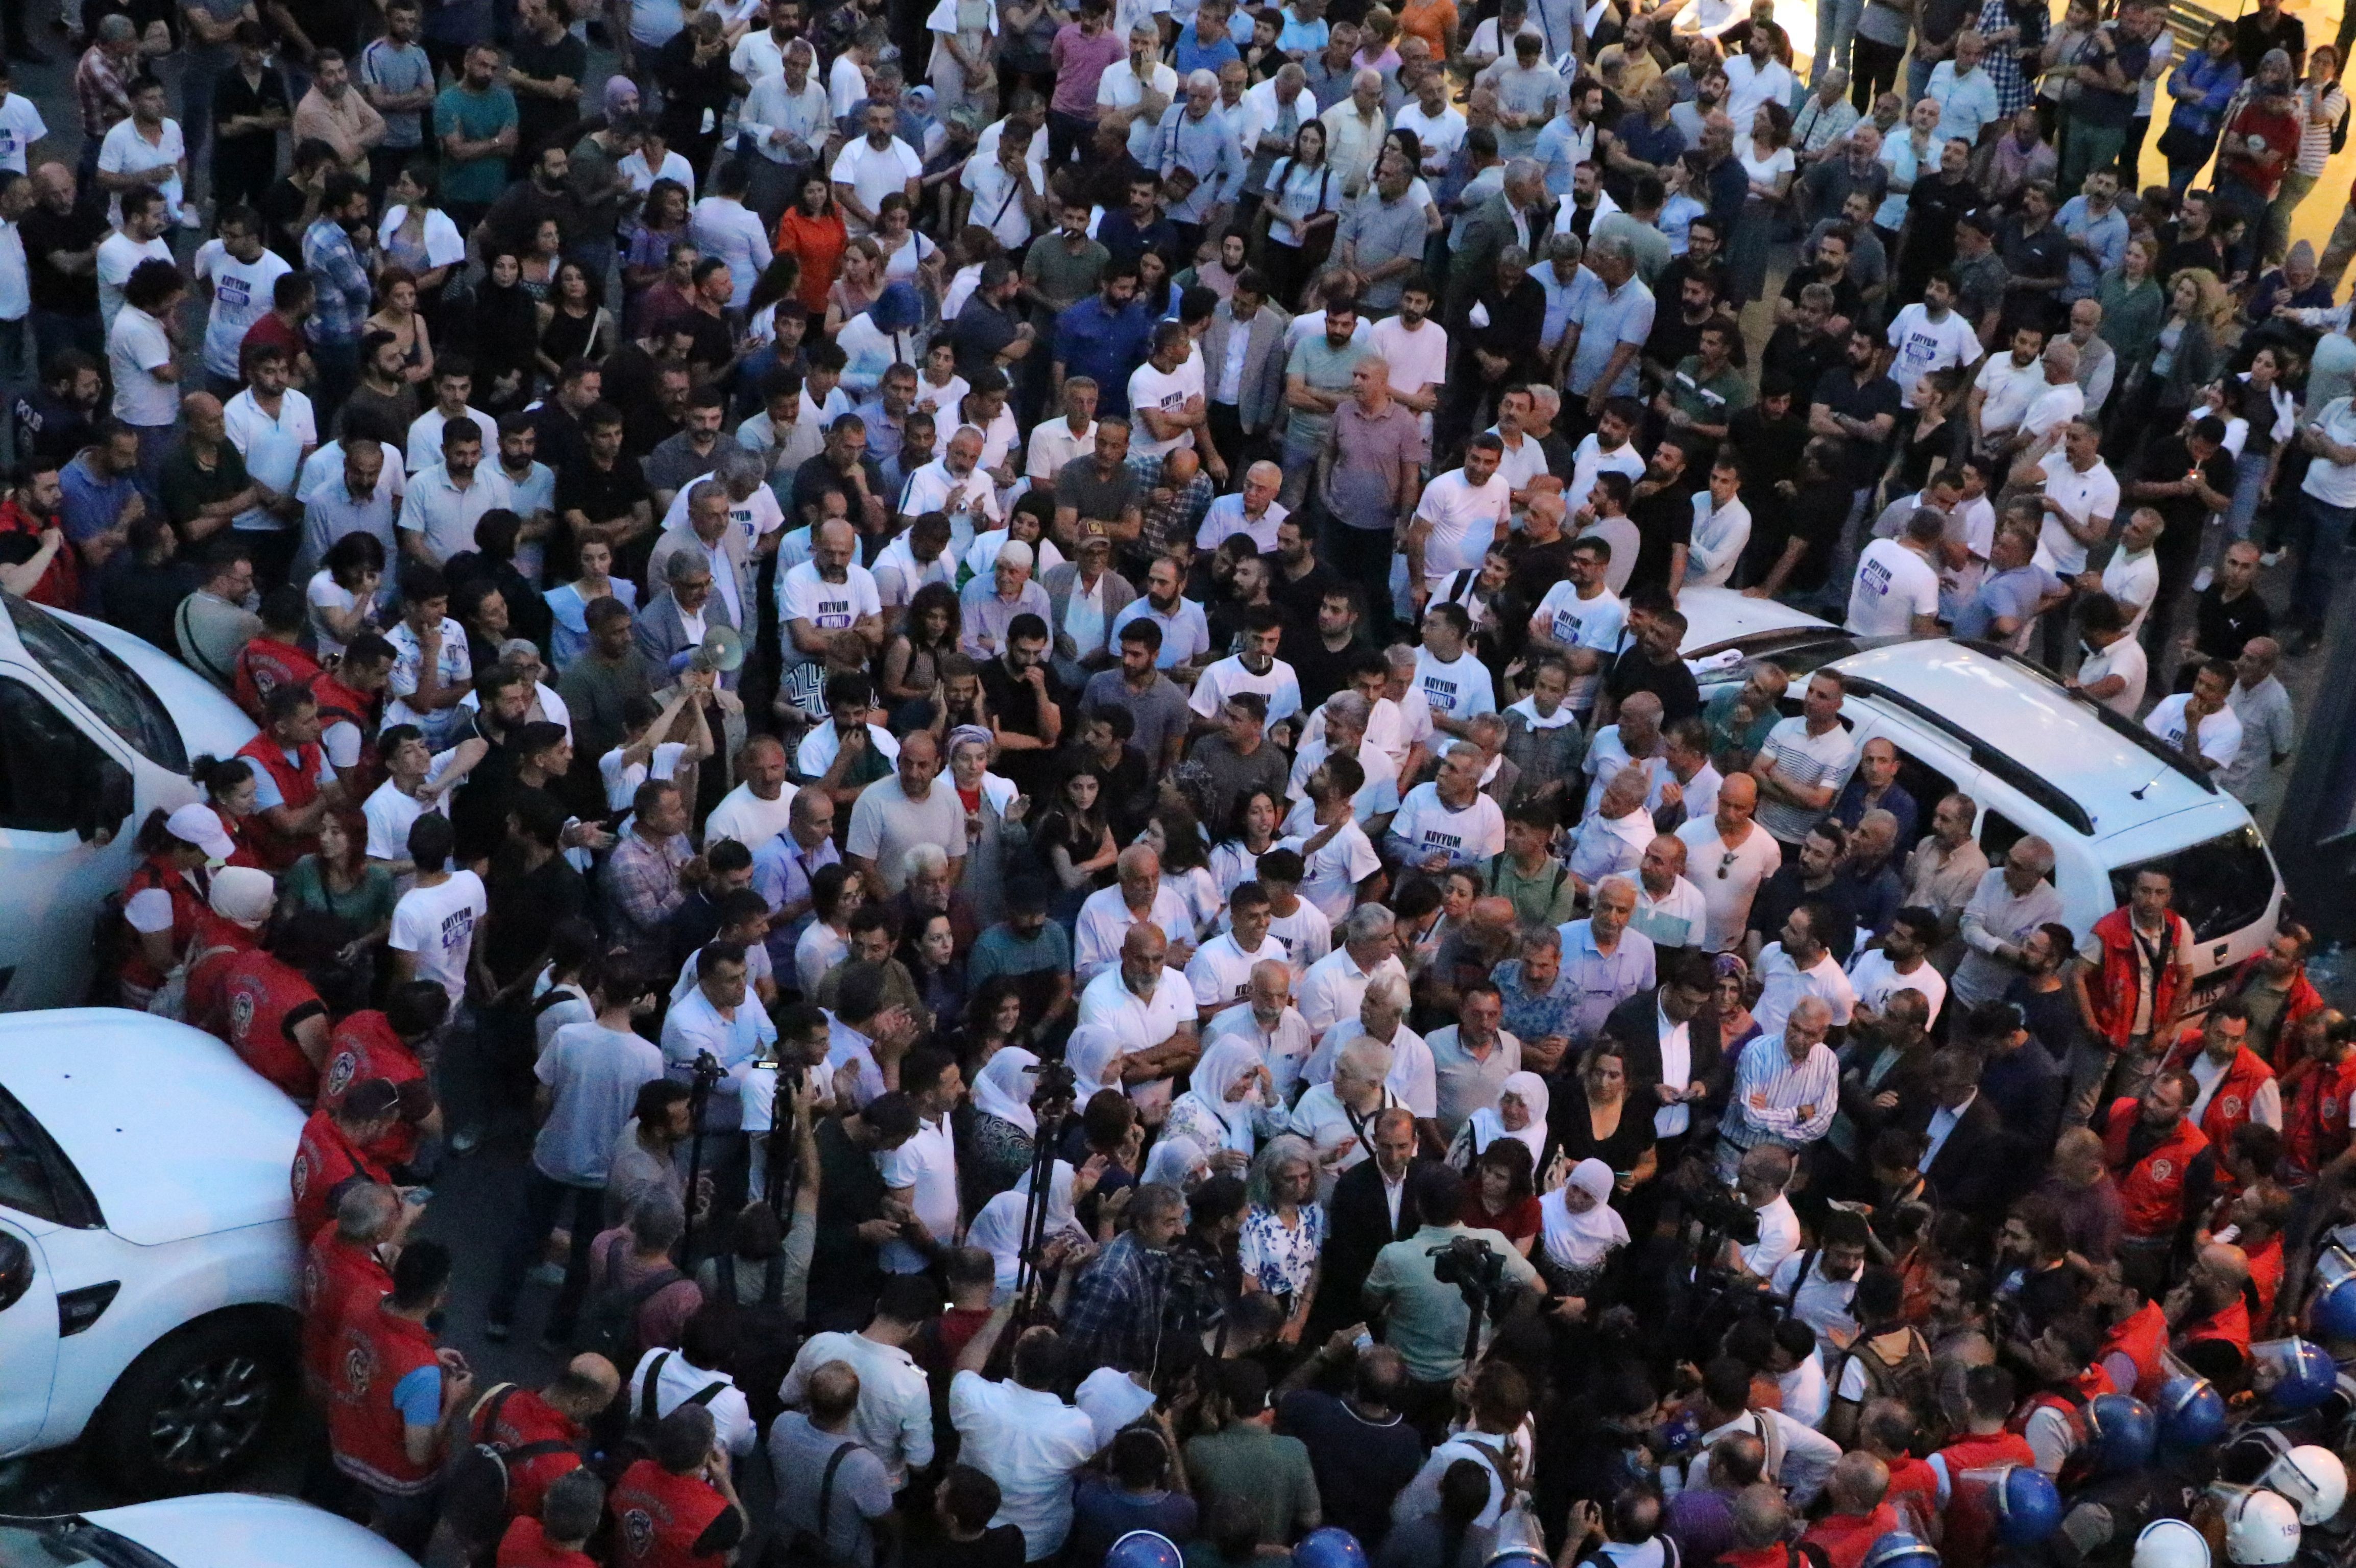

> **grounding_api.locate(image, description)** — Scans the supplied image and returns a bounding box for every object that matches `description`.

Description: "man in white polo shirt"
[1076,922,1200,1122]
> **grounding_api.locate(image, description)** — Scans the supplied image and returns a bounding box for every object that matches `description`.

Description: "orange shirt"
[1397,0,1458,60]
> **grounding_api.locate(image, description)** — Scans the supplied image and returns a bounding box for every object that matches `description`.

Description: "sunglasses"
[1717,850,1737,879]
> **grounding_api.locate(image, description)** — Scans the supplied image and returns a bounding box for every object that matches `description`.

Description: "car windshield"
[0,1520,159,1568]
[1,596,186,774]
[2108,825,2280,945]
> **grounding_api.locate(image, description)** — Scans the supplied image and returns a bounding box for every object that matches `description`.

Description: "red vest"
[323,1012,428,1166]
[234,733,329,869]
[0,496,76,609]
[1885,1457,1940,1534]
[309,670,382,795]
[328,1301,442,1495]
[1933,1431,2038,1568]
[609,1458,732,1568]
[497,1518,596,1568]
[2179,1295,2252,1360]
[2087,907,2191,1050]
[2248,1236,2285,1327]
[301,1222,391,1395]
[292,1107,391,1243]
[1802,1505,1902,1568]
[212,949,326,1101]
[183,912,260,1032]
[2100,1301,2172,1402]
[2229,955,2326,1068]
[232,635,324,723]
[120,855,207,994]
[2100,1096,2210,1241]
[2282,1054,2356,1180]
[472,1387,585,1522]
[2166,1032,2277,1156]
[213,803,266,870]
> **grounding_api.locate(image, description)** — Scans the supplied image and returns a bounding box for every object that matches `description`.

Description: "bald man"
[164,391,266,544]
[1198,460,1289,556]
[1318,352,1420,631]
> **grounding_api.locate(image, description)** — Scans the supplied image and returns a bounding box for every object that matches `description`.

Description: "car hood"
[54,609,258,764]
[0,1011,304,1245]
[80,1494,420,1568]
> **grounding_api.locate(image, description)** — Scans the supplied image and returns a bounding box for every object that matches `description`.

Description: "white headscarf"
[968,1159,1080,1293]
[971,1047,1040,1136]
[1142,1133,1209,1190]
[1539,1158,1629,1272]
[1065,1025,1124,1096]
[1467,1071,1551,1167]
[1178,1036,1267,1153]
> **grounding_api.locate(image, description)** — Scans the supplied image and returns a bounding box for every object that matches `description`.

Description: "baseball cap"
[165,802,236,863]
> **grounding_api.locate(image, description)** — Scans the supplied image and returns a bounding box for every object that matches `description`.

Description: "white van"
[0,594,255,1010]
[1678,589,2284,1001]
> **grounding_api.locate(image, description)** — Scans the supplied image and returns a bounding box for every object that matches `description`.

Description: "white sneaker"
[2193,566,2215,593]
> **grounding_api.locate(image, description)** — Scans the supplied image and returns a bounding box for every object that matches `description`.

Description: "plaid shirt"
[1790,93,1858,158]
[302,217,374,347]
[1061,1230,1173,1374]
[75,43,130,139]
[1128,453,1216,561]
[602,828,691,952]
[1492,958,1582,1046]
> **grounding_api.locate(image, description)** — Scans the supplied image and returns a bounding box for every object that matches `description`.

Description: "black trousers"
[1324,511,1396,642]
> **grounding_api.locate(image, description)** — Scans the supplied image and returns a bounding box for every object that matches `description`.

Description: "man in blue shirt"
[1176,0,1242,75]
[1054,266,1154,418]
[2054,167,2129,303]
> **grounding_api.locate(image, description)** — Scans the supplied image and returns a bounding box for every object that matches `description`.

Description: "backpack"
[575,1245,685,1368]
[1835,1325,1941,1440]
[2334,94,2352,155]
[439,1384,579,1557]
[761,1440,860,1568]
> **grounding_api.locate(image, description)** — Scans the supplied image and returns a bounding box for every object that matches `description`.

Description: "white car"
[0,1011,304,1493]
[0,1495,417,1568]
[0,593,255,1010]
[1675,588,2284,999]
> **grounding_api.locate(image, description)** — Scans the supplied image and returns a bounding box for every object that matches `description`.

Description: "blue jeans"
[2294,494,2356,628]
[1814,0,1861,81]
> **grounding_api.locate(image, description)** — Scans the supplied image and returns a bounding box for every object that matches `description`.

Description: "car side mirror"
[0,1231,32,1312]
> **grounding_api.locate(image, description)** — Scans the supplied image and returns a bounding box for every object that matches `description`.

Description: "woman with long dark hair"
[881,581,961,722]
[775,174,849,322]
[537,260,615,378]
[189,754,264,869]
[1257,119,1338,309]
[1034,767,1118,923]
[466,251,544,412]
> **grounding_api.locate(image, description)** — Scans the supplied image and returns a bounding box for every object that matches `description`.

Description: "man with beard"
[1623,431,1700,599]
[2091,1069,2216,1298]
[1762,282,1843,398]
[1282,583,1367,714]
[1743,437,1854,607]
[1644,263,1731,388]
[301,173,376,426]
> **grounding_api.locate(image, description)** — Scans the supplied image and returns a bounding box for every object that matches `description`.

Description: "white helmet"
[2226,1487,2303,1566]
[2135,1520,2212,1568]
[2263,1443,2349,1526]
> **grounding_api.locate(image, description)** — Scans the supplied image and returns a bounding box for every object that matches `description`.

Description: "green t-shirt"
[1180,1425,1323,1548]
[158,440,252,533]
[1705,681,1782,769]
[1283,333,1371,449]
[1022,236,1109,326]
[1667,355,1754,430]
[433,82,519,204]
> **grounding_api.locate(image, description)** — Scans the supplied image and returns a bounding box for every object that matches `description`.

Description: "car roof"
[80,1494,422,1568]
[1821,640,2229,840]
[1675,586,1838,659]
[0,1010,304,1245]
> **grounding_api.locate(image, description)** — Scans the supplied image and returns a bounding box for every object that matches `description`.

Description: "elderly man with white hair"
[1075,844,1198,986]
[1197,461,1289,555]
[1569,769,1657,897]
[1307,970,1436,1116]
[1155,69,1246,245]
[1558,875,1657,1046]
[1385,741,1505,874]
[1717,993,1839,1179]
[958,538,1054,657]
[1321,67,1389,197]
[1290,1035,1405,1192]
[1204,957,1317,1102]
[1296,902,1409,1039]
[1076,921,1202,1121]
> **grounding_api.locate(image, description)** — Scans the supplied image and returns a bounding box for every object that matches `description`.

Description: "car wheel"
[94,1315,293,1496]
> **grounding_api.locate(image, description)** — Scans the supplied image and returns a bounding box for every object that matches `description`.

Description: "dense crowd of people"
[31,0,2356,1557]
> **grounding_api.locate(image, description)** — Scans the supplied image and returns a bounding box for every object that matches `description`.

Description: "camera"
[1677,1159,1763,1245]
[1028,1055,1078,1111]
[1430,1234,1508,1297]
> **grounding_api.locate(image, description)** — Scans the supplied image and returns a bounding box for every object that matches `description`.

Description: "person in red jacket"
[292,1077,403,1241]
[468,1355,621,1530]
[299,1181,412,1403]
[117,802,233,1009]
[1860,1400,1940,1535]
[1715,1484,1808,1568]
[1929,1365,2037,1568]
[608,1404,748,1568]
[497,1470,605,1568]
[2169,1240,2254,1384]
[231,585,326,722]
[2072,868,2194,1124]
[310,633,396,798]
[2094,1070,2216,1299]
[234,682,347,870]
[184,866,332,1102]
[0,459,79,609]
[2279,1009,2356,1182]
[1801,1452,1904,1568]
[2225,923,2326,1067]
[321,981,450,1173]
[329,1240,472,1554]
[2164,1001,2282,1159]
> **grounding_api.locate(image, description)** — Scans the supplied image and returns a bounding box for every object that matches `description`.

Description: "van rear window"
[2107,825,2279,945]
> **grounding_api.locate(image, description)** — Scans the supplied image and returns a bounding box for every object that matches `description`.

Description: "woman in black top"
[213,23,292,213]
[1889,366,1968,502]
[1033,767,1118,924]
[467,251,544,412]
[1548,1042,1659,1217]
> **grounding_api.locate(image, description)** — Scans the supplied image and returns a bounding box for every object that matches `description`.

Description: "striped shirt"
[1723,1036,1840,1152]
[1752,716,1859,845]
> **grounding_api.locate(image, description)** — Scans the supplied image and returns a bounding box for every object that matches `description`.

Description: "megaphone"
[690,623,746,674]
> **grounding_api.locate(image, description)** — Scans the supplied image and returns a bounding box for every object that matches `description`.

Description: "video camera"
[1682,1179,1764,1247]
[1431,1234,1509,1300]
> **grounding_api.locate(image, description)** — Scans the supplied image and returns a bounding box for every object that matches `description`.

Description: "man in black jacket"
[1306,1107,1438,1342]
[1898,1047,2008,1223]
[1600,948,1725,1178]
